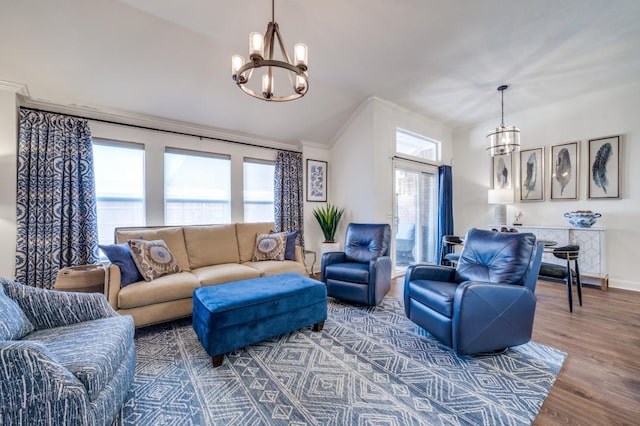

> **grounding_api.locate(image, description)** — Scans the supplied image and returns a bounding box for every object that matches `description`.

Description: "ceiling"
[2,0,640,147]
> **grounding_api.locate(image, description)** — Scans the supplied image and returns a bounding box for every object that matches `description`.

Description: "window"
[93,141,145,245]
[164,148,231,225]
[244,159,275,223]
[396,129,440,162]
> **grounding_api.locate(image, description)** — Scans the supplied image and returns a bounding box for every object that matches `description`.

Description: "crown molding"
[17,96,300,152]
[0,80,30,96]
[300,140,329,150]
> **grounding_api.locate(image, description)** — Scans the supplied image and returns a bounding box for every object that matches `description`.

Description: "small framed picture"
[550,142,579,200]
[588,135,620,199]
[306,159,327,202]
[492,155,512,189]
[519,147,544,201]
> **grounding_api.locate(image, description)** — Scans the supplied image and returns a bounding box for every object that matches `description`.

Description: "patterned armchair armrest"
[1,278,117,330]
[0,341,92,425]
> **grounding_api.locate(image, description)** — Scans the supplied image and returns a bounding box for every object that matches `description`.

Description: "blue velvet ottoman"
[192,273,327,367]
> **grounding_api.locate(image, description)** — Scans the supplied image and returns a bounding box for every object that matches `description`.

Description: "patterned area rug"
[115,298,566,425]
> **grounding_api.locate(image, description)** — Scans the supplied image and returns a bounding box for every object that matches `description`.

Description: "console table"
[490,225,607,290]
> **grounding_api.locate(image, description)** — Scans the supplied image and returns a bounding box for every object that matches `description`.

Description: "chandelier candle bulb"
[294,43,308,69]
[231,55,244,80]
[262,74,273,98]
[295,75,307,92]
[249,32,264,60]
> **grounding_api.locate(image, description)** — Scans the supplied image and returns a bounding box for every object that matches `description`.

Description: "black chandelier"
[487,85,520,156]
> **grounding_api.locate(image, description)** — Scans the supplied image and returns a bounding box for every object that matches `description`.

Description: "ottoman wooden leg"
[211,354,225,367]
[312,321,325,332]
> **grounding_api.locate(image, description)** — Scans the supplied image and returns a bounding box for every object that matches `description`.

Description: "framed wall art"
[588,135,620,199]
[519,147,544,201]
[550,141,578,200]
[306,159,327,202]
[492,155,512,189]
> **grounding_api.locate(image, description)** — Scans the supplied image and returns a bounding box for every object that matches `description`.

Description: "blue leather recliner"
[321,223,391,306]
[404,228,544,355]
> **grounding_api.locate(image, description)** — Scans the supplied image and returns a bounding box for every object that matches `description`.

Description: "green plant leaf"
[312,203,344,242]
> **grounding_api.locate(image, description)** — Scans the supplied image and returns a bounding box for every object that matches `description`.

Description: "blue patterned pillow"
[100,243,144,287]
[253,233,287,261]
[128,239,182,281]
[0,283,35,340]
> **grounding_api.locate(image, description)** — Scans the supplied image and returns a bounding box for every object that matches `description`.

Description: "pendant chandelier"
[487,85,520,156]
[231,0,309,102]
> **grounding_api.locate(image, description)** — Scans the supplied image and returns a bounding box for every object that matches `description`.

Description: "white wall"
[453,82,640,291]
[329,97,454,246]
[0,88,18,278]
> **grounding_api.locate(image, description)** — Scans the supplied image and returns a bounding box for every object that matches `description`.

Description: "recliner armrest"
[452,281,536,354]
[1,278,118,330]
[405,264,457,283]
[320,251,345,282]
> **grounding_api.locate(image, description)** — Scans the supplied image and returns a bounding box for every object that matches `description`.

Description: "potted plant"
[312,204,344,253]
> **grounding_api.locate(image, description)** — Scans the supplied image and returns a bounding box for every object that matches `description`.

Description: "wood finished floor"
[389,277,640,426]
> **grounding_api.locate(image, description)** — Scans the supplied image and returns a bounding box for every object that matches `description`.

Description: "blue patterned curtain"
[274,151,304,247]
[15,109,99,289]
[437,165,454,263]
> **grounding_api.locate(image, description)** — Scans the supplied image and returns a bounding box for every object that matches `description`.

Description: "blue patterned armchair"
[321,223,392,306]
[0,278,135,425]
[404,228,544,355]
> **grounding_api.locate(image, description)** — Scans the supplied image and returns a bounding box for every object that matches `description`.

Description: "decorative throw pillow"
[128,239,181,282]
[0,283,35,340]
[284,230,299,261]
[253,232,287,261]
[271,230,299,261]
[99,243,144,287]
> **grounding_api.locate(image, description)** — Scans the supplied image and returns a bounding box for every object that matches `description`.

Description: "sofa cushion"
[99,243,143,287]
[0,284,34,340]
[324,262,370,284]
[24,315,134,401]
[192,263,261,287]
[272,230,299,261]
[253,232,287,261]
[118,272,200,309]
[128,239,182,281]
[236,222,274,263]
[116,227,191,272]
[184,224,240,269]
[407,279,457,318]
[243,260,307,276]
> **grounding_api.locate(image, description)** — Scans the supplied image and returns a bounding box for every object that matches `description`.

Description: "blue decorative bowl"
[564,211,601,228]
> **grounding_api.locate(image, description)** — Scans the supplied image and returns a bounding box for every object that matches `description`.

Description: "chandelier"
[487,85,520,156]
[231,0,309,102]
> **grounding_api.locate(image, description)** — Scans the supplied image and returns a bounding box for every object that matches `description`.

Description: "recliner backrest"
[454,228,537,286]
[344,223,391,263]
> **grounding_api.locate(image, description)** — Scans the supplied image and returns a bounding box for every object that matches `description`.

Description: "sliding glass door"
[392,159,439,275]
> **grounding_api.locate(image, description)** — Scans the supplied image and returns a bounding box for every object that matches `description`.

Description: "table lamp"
[487,189,514,225]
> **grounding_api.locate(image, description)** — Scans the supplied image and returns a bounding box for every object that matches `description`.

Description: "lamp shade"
[487,188,514,204]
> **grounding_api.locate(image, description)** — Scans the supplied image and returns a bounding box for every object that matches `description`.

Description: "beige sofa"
[104,222,307,327]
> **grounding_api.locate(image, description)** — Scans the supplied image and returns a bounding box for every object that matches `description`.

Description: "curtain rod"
[392,155,444,167]
[19,106,300,154]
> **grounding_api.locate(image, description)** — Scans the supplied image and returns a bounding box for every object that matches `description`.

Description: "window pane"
[396,129,440,162]
[165,150,231,225]
[93,142,145,245]
[244,160,275,223]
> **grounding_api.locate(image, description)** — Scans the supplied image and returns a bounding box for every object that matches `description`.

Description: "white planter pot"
[320,242,340,254]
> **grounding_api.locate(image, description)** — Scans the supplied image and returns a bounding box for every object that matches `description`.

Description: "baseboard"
[608,279,640,292]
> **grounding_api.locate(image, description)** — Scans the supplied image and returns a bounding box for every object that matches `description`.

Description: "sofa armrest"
[1,278,118,330]
[104,263,122,311]
[0,341,92,424]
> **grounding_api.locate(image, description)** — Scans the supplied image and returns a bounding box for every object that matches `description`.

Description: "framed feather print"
[550,142,579,200]
[519,147,544,201]
[588,135,620,199]
[492,155,512,189]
